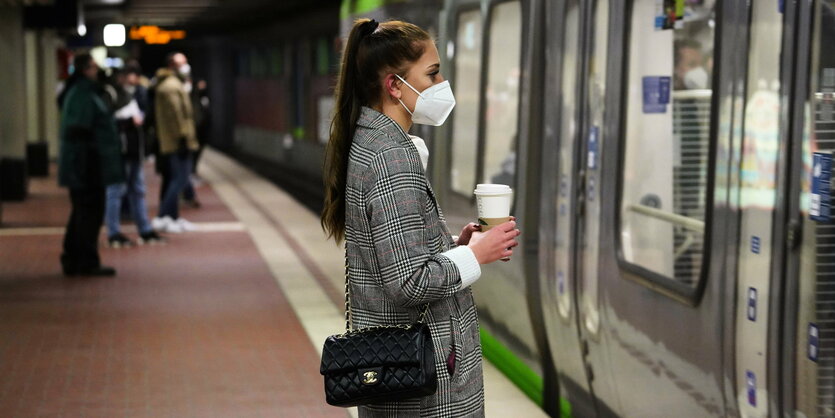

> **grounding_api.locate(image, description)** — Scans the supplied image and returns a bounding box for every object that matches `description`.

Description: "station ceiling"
[84,0,340,31]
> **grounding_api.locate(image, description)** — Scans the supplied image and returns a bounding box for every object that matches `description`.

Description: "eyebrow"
[426,63,440,71]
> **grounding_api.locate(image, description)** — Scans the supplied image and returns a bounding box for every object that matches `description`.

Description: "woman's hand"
[467,220,521,264]
[456,222,481,246]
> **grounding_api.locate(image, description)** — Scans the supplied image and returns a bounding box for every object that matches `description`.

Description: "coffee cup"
[474,184,513,232]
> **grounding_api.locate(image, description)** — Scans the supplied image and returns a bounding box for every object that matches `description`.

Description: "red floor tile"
[0,164,343,417]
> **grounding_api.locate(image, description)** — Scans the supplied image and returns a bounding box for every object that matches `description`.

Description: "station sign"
[129,26,186,45]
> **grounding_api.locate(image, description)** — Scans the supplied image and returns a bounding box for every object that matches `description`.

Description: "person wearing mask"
[104,69,165,247]
[182,78,210,208]
[57,54,124,277]
[674,39,709,90]
[320,19,520,416]
[151,52,199,233]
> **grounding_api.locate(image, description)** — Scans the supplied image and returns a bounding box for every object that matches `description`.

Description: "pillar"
[0,6,29,200]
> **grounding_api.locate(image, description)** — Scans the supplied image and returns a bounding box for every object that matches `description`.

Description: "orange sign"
[129,26,186,45]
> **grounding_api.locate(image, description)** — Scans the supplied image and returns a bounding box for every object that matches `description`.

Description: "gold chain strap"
[344,244,428,335]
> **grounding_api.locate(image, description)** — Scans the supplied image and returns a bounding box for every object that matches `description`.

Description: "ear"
[383,74,402,101]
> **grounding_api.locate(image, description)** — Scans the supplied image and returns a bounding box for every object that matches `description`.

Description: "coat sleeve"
[364,145,463,307]
[63,91,95,140]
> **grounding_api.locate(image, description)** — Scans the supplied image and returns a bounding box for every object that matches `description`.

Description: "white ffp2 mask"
[396,75,456,126]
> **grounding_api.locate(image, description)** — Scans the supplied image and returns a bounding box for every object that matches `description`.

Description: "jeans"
[158,152,192,220]
[105,160,153,236]
[61,187,105,273]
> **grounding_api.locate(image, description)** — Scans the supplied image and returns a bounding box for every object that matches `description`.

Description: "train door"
[538,0,597,415]
[785,1,835,416]
[438,0,546,403]
[727,0,794,417]
[584,0,731,415]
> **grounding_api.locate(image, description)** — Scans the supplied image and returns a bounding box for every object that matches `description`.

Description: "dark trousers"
[158,152,192,220]
[61,187,105,273]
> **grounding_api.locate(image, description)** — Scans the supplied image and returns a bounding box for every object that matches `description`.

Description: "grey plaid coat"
[345,107,485,417]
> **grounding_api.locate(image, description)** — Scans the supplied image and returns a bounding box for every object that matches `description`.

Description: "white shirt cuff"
[441,246,481,290]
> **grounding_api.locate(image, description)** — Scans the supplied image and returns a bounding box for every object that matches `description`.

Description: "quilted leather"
[320,323,437,407]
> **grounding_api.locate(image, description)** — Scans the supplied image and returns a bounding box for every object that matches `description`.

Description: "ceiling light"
[104,24,126,47]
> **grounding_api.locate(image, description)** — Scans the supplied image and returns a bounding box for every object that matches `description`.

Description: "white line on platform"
[0,222,246,236]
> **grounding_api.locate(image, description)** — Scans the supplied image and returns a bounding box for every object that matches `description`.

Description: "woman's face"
[398,40,445,111]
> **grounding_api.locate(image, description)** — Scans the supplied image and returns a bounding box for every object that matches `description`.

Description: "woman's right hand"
[467,221,521,264]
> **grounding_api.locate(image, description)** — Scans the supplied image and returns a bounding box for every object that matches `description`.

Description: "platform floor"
[0,148,547,417]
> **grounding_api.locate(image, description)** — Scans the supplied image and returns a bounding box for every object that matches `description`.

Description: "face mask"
[178,63,191,77]
[683,66,709,90]
[124,85,136,95]
[396,75,456,126]
[409,135,429,171]
[184,81,193,94]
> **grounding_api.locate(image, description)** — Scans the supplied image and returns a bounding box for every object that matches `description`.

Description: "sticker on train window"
[810,152,832,222]
[747,287,757,321]
[587,126,599,170]
[642,76,671,114]
[751,236,761,254]
[809,323,820,362]
[746,371,756,407]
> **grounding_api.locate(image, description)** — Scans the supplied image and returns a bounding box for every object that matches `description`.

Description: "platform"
[0,148,547,417]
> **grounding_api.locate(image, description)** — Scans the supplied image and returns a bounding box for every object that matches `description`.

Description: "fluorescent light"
[77,24,87,37]
[103,24,126,47]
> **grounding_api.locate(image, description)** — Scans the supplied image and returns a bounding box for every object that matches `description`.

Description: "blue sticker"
[779,0,785,14]
[643,76,671,114]
[746,371,756,407]
[557,271,565,295]
[587,126,599,170]
[747,287,757,322]
[560,174,568,198]
[751,236,761,254]
[811,152,832,222]
[588,177,596,202]
[809,323,820,362]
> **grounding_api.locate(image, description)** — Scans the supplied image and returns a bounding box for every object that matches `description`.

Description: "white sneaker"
[176,217,198,231]
[163,220,183,234]
[151,216,171,231]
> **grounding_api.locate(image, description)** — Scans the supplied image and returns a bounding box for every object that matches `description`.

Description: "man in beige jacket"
[152,52,199,233]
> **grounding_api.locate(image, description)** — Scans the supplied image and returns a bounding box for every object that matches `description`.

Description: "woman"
[321,19,520,417]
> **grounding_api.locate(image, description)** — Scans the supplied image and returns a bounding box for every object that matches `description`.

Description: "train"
[218,0,835,416]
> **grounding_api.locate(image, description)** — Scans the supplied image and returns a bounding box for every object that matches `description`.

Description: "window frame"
[613,0,721,305]
[476,0,526,194]
[447,2,483,198]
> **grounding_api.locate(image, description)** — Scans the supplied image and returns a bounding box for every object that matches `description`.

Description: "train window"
[450,9,482,195]
[619,1,715,287]
[482,0,522,188]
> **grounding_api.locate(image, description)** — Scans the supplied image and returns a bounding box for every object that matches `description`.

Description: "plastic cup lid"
[474,184,512,195]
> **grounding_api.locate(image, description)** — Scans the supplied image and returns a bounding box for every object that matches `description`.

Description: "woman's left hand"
[456,223,481,246]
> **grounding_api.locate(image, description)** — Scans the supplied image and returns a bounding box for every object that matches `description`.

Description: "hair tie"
[360,19,379,37]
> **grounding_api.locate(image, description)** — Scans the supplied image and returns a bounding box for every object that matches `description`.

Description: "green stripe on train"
[480,328,573,417]
[479,328,543,405]
[340,0,407,19]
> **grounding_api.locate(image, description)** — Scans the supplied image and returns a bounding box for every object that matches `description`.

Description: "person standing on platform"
[182,78,210,208]
[320,19,520,417]
[57,54,124,277]
[103,69,165,248]
[151,52,199,233]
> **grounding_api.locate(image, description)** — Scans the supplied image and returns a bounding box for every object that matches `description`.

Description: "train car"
[229,0,835,416]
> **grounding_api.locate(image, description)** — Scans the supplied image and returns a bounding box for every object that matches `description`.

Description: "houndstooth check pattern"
[344,107,484,417]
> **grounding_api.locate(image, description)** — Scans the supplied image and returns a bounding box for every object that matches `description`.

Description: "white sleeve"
[440,246,481,290]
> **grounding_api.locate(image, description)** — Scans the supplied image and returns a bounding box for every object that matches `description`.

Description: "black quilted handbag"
[319,251,437,407]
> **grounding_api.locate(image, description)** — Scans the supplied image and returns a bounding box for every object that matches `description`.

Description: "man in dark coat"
[57,54,125,276]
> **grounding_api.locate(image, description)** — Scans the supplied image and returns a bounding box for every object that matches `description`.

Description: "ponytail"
[321,19,430,243]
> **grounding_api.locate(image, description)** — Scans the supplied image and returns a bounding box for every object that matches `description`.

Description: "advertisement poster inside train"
[655,0,685,30]
[642,76,671,113]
